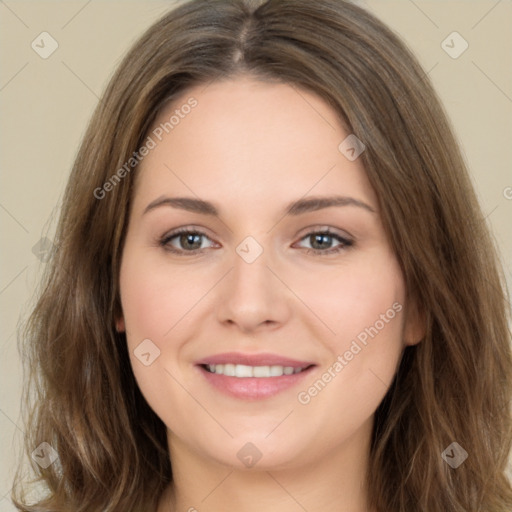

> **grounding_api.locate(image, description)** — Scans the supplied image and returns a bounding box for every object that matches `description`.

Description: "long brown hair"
[12,0,512,510]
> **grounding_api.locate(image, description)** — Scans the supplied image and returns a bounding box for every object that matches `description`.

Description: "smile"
[195,352,316,400]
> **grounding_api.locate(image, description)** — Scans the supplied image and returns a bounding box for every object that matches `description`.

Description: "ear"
[403,296,426,347]
[115,315,126,333]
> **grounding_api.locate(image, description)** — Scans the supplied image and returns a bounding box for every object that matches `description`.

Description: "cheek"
[295,254,406,434]
[119,252,187,344]
[291,249,406,347]
[119,248,203,411]
[119,253,193,432]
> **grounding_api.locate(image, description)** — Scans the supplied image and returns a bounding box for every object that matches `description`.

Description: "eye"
[158,226,353,256]
[294,228,353,255]
[159,228,215,255]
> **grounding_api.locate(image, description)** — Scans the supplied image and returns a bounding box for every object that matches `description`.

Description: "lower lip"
[198,365,315,400]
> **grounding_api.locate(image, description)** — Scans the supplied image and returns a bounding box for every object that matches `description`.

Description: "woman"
[12,0,512,511]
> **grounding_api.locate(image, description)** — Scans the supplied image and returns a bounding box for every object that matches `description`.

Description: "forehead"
[133,77,377,214]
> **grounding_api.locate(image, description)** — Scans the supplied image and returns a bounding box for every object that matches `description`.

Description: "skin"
[116,75,425,512]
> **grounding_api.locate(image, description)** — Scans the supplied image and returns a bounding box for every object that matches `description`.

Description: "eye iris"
[311,233,333,250]
[181,233,202,250]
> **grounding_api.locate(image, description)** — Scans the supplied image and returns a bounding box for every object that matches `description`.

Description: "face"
[117,75,423,470]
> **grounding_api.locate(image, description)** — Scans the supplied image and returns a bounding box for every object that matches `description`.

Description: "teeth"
[223,363,235,376]
[235,364,253,377]
[206,364,306,377]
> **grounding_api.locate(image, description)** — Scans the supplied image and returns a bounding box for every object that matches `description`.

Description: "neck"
[158,416,376,512]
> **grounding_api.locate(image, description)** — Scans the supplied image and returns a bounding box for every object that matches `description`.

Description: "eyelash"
[158,227,354,257]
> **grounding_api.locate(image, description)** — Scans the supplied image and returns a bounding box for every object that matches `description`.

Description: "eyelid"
[294,224,353,241]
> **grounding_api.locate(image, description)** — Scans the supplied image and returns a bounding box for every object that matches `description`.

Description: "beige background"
[1,0,511,508]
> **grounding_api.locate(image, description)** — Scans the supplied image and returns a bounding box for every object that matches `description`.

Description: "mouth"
[195,352,316,400]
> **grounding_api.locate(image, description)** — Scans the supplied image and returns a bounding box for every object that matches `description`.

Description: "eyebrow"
[143,194,376,217]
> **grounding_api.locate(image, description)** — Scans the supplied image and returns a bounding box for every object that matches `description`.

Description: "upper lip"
[196,352,315,368]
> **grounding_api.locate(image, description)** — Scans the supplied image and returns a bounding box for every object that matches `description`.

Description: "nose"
[216,239,292,334]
